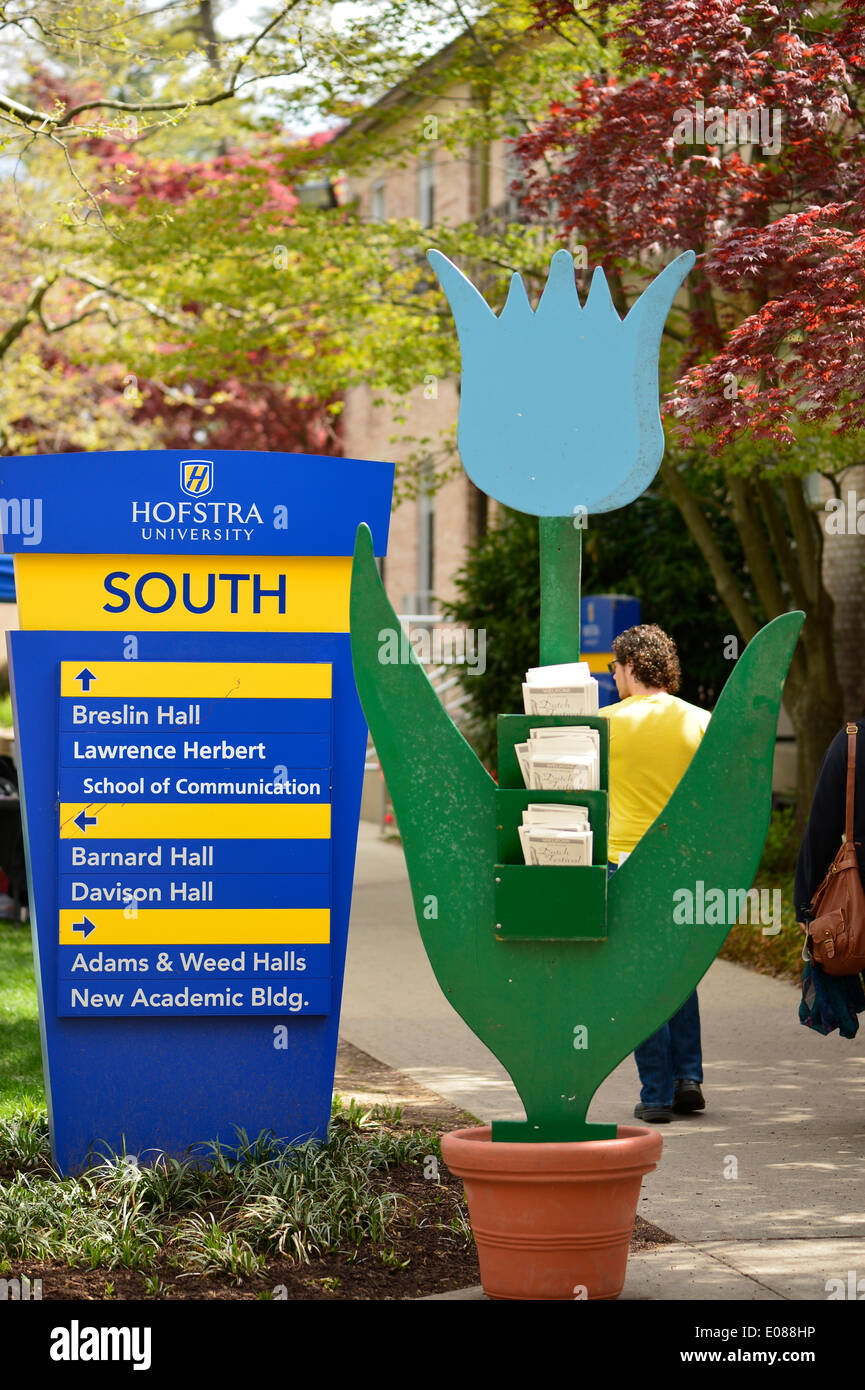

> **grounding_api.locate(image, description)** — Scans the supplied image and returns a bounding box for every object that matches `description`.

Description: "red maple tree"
[128,375,337,457]
[521,0,865,810]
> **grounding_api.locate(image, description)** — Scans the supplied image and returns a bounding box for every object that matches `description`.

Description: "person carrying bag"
[796,723,865,1037]
[803,725,865,976]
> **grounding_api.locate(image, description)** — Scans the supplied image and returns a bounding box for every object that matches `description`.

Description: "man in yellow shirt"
[600,624,710,1124]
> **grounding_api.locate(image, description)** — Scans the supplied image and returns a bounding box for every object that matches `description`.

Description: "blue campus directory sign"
[0,450,393,1173]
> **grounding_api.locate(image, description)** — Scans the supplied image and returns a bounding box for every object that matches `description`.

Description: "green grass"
[0,1100,457,1279]
[719,808,804,981]
[0,693,12,728]
[719,870,802,980]
[0,921,44,1116]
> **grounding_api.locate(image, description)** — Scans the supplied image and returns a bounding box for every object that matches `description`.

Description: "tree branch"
[49,130,124,240]
[0,276,55,360]
[754,477,809,612]
[727,472,787,618]
[660,459,758,641]
[37,287,117,334]
[0,4,305,132]
[63,270,192,329]
[728,471,811,687]
[781,474,821,606]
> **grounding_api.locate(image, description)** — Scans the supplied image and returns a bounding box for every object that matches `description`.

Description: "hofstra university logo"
[130,459,264,543]
[181,459,213,497]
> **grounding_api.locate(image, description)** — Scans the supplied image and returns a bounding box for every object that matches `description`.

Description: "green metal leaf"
[350,522,802,1140]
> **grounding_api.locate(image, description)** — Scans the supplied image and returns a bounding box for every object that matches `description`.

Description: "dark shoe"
[673,1080,705,1114]
[634,1102,673,1124]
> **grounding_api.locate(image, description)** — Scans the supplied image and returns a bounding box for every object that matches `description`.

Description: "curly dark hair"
[611,624,681,694]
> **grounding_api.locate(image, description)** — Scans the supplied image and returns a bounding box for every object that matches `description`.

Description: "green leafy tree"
[0,1,602,479]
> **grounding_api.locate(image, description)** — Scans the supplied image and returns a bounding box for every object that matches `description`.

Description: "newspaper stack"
[515,725,600,791]
[522,661,599,716]
[518,803,594,866]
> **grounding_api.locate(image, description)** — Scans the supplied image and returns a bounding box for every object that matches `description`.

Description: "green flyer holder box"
[497,714,610,789]
[493,866,608,943]
[494,790,608,865]
[494,713,610,942]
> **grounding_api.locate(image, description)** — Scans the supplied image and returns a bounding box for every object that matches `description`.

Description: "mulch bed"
[11,1161,478,1301]
[2,1040,674,1300]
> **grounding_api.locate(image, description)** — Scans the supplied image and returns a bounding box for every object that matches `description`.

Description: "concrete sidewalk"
[341,823,865,1301]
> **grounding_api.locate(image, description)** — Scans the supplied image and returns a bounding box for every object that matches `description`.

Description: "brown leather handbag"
[805,723,865,976]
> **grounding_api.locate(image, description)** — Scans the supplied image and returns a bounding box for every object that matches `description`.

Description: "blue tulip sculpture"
[348,246,802,1144]
[427,247,696,515]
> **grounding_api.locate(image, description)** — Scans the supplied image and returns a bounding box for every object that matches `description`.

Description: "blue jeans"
[608,861,703,1107]
[633,990,703,1108]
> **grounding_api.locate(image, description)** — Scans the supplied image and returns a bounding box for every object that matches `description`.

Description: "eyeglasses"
[607,661,617,675]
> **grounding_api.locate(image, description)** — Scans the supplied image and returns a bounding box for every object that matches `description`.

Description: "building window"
[418,153,435,227]
[370,180,386,222]
[504,135,526,221]
[417,463,435,611]
[468,479,488,544]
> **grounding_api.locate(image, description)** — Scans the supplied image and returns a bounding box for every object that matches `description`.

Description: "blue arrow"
[75,668,97,691]
[74,809,98,833]
[72,916,97,939]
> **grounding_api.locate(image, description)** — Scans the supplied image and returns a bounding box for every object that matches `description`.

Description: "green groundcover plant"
[0,1099,462,1281]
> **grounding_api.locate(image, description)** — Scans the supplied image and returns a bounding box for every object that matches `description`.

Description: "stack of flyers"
[522,661,599,716]
[514,726,600,791]
[518,803,594,866]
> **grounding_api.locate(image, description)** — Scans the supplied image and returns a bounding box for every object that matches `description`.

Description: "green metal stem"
[539,516,582,666]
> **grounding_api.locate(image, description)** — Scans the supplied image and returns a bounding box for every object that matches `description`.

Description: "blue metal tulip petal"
[427,248,696,516]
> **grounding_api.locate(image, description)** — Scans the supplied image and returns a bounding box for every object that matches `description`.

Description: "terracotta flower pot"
[441,1124,663,1300]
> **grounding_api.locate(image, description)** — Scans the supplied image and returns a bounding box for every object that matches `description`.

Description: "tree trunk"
[781,614,844,831]
[820,464,865,722]
[661,460,844,829]
[785,674,844,829]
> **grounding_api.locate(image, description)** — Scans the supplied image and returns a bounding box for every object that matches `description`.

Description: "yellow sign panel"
[59,801,331,839]
[17,554,351,632]
[59,908,330,946]
[60,660,331,700]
